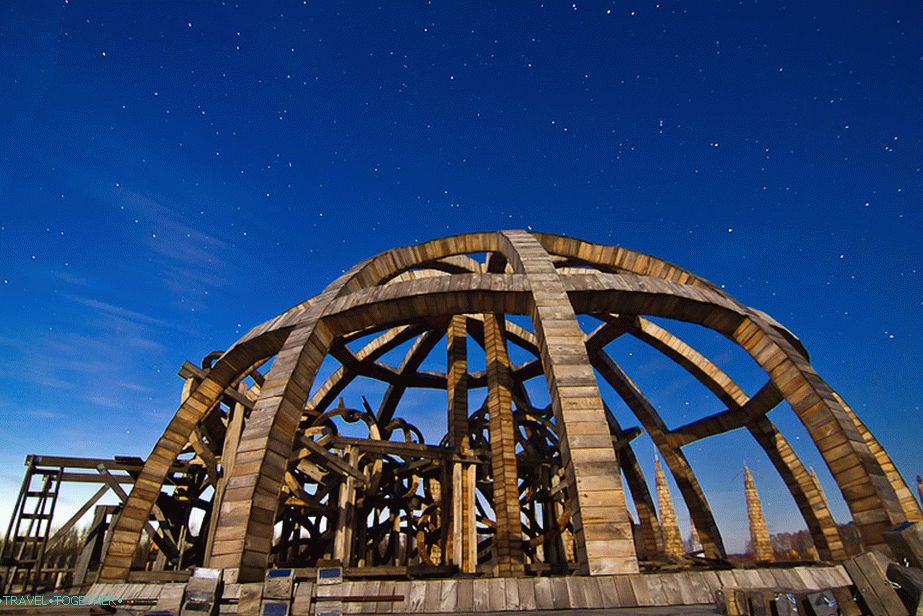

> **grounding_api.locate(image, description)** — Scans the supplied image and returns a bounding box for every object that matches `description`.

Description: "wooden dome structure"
[94,230,920,584]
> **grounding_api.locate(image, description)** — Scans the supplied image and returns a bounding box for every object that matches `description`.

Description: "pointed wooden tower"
[688,523,703,554]
[655,456,685,559]
[744,466,774,562]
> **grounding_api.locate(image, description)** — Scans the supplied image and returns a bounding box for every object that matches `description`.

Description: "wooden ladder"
[1,458,63,594]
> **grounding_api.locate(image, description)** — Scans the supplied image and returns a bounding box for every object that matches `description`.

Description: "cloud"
[116,188,234,299]
[25,408,65,418]
[65,295,169,328]
[0,290,174,418]
[50,270,91,287]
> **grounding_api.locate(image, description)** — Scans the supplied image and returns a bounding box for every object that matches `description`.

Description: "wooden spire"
[688,522,702,554]
[745,466,773,563]
[655,456,685,559]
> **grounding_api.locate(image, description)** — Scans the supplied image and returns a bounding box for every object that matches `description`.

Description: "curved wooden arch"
[99,258,381,581]
[589,347,727,559]
[99,231,908,582]
[629,318,847,560]
[588,315,846,560]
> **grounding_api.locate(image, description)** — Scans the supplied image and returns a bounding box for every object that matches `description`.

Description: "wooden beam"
[96,465,179,561]
[499,230,638,575]
[591,349,726,560]
[483,313,525,577]
[179,361,254,410]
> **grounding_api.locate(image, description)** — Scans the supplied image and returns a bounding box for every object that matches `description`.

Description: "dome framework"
[91,230,920,583]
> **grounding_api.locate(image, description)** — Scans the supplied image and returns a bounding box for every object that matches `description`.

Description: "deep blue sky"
[0,1,920,552]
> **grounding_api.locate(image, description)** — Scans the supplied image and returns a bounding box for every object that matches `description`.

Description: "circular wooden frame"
[98,231,920,582]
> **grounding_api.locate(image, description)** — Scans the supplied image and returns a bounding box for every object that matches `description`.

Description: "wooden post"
[500,230,639,575]
[333,446,358,565]
[204,382,249,566]
[483,313,524,577]
[72,505,111,587]
[446,315,476,573]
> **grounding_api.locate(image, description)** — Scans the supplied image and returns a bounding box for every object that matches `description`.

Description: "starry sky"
[0,1,920,553]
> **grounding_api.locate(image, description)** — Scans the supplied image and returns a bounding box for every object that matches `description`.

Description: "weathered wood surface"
[844,551,908,616]
[592,349,726,560]
[483,313,525,577]
[92,231,908,582]
[887,563,923,616]
[654,457,685,560]
[744,467,774,563]
[499,230,638,575]
[885,522,923,570]
[84,566,853,614]
[617,315,846,561]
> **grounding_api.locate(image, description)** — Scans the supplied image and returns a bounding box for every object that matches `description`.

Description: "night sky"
[1,1,920,553]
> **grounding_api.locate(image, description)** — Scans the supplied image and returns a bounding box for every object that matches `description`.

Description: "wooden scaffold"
[3,231,919,597]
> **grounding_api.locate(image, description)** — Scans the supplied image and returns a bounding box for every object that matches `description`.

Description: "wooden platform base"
[84,565,850,615]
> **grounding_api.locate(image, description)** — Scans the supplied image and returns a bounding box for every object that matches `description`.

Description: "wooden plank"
[516,578,536,611]
[533,577,553,610]
[646,573,669,606]
[361,580,381,614]
[565,577,589,609]
[673,572,701,605]
[391,581,411,613]
[455,579,474,613]
[549,577,571,610]
[613,574,638,608]
[832,586,864,616]
[739,568,765,589]
[405,579,427,612]
[688,572,715,605]
[716,569,738,589]
[472,579,490,612]
[790,566,818,590]
[341,581,360,614]
[263,570,294,600]
[483,313,525,577]
[703,570,724,591]
[291,582,313,616]
[828,564,853,587]
[843,552,908,616]
[721,589,748,616]
[438,580,457,613]
[659,572,684,606]
[485,578,506,612]
[595,576,620,608]
[503,578,521,611]
[583,576,605,608]
[885,523,923,569]
[421,580,443,614]
[503,231,638,575]
[374,580,394,614]
[628,574,653,606]
[153,582,187,616]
